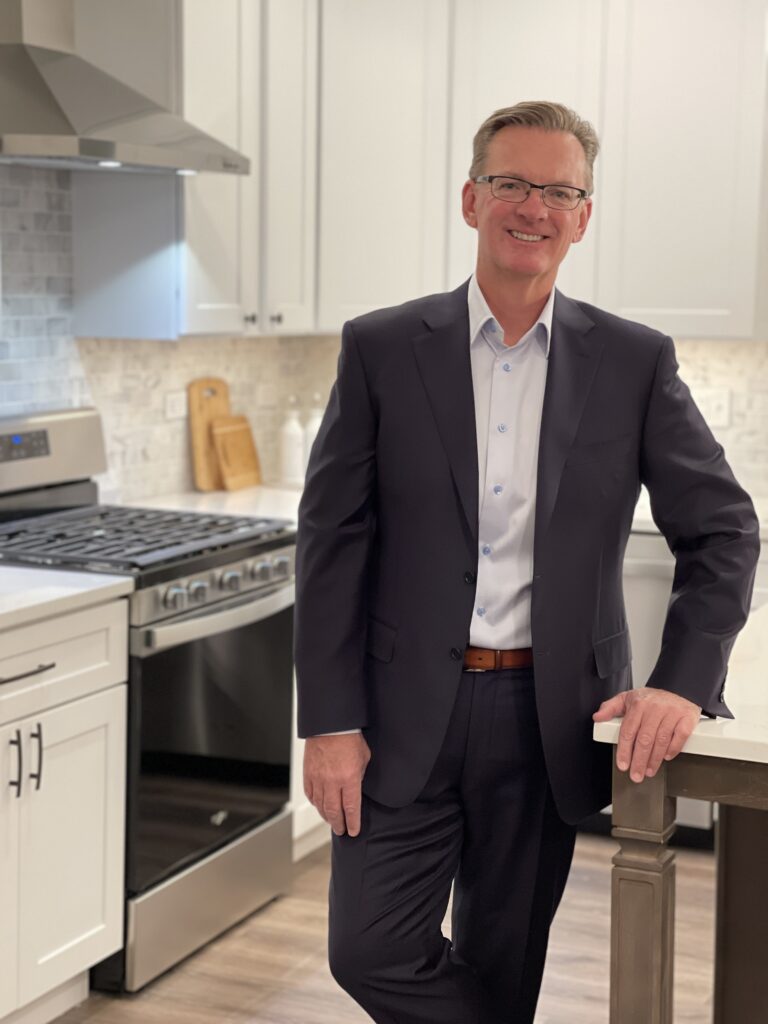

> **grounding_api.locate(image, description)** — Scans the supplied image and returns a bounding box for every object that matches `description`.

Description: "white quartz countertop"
[0,565,134,632]
[128,484,302,523]
[594,602,768,764]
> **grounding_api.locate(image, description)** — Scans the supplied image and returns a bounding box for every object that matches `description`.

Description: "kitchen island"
[594,601,768,1023]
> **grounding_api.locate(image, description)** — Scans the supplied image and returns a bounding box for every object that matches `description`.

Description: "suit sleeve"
[294,320,377,737]
[639,335,761,718]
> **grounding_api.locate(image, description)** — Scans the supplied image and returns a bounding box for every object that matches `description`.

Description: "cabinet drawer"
[0,600,128,726]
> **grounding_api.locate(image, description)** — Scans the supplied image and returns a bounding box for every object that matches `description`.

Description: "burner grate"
[0,504,293,572]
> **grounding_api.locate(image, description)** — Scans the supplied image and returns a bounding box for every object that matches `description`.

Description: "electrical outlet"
[692,387,731,429]
[165,390,187,420]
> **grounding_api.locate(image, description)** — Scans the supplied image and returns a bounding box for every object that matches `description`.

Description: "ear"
[461,179,478,229]
[571,197,593,243]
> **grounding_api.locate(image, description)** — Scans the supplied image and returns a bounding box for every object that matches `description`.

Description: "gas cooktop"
[0,504,295,575]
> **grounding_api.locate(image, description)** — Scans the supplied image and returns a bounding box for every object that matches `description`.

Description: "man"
[294,101,760,1023]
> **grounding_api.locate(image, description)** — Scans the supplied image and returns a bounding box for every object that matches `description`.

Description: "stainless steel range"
[0,408,297,992]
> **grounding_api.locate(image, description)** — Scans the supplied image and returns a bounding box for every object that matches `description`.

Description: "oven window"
[128,604,293,894]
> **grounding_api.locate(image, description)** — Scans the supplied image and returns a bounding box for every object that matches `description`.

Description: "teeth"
[510,230,545,242]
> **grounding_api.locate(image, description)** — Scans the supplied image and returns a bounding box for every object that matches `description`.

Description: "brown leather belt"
[463,646,534,671]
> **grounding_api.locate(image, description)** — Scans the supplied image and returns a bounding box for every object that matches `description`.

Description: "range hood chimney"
[0,0,249,174]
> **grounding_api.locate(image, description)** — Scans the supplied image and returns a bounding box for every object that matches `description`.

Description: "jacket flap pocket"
[366,616,397,663]
[593,628,632,679]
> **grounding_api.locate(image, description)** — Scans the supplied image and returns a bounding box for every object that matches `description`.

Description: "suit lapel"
[411,282,602,561]
[412,281,478,545]
[534,290,602,563]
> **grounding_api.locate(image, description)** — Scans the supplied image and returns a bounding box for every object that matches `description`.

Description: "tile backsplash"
[1,165,767,506]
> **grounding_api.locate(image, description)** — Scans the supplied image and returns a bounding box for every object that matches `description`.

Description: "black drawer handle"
[0,661,56,686]
[29,723,43,791]
[9,729,22,799]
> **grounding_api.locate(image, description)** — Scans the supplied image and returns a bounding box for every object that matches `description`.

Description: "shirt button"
[498,423,507,433]
[482,544,491,555]
[493,484,503,495]
[463,571,476,584]
[477,606,486,617]
[502,363,511,372]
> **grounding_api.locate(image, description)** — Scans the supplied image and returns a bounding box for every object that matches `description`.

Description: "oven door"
[127,581,294,895]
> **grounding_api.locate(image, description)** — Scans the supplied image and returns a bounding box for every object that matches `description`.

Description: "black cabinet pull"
[9,729,22,799]
[29,723,43,791]
[0,661,56,686]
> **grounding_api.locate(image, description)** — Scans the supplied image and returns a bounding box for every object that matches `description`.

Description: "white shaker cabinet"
[15,686,126,1007]
[316,0,450,331]
[447,0,604,302]
[596,0,767,338]
[0,598,127,1022]
[73,0,320,340]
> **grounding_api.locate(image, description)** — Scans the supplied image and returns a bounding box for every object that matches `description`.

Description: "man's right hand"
[303,733,371,837]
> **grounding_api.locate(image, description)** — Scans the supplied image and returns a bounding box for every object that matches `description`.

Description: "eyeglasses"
[473,175,590,211]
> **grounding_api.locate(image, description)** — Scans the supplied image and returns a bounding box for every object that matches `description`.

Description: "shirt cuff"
[311,729,363,736]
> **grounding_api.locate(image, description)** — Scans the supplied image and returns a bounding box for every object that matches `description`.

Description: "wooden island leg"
[609,758,677,1024]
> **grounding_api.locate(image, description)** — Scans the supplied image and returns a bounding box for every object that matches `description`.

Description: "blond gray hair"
[469,101,599,194]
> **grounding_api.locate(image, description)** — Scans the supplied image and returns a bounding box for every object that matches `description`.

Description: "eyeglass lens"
[491,177,582,211]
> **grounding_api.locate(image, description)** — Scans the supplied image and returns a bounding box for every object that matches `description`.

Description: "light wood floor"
[58,833,715,1023]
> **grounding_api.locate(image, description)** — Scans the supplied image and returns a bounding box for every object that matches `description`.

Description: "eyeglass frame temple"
[473,174,591,203]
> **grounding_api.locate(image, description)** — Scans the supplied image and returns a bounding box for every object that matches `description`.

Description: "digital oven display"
[0,430,50,463]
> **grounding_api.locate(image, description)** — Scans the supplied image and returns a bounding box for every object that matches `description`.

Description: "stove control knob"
[163,585,188,612]
[221,570,243,593]
[250,560,272,583]
[273,555,291,579]
[189,580,209,603]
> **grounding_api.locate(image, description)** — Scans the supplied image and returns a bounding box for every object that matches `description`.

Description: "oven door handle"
[131,582,295,656]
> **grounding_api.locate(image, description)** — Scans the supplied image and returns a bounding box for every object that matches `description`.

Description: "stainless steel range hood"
[0,0,249,174]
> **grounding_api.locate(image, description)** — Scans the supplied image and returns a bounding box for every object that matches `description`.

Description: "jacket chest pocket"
[565,433,637,469]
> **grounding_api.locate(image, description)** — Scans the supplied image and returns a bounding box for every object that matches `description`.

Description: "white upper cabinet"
[258,0,319,335]
[316,0,450,330]
[596,0,767,338]
[447,0,604,303]
[179,0,248,334]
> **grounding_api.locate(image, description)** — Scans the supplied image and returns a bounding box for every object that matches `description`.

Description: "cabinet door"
[317,0,450,330]
[17,686,126,1006]
[0,724,20,1017]
[260,0,318,334]
[597,0,766,338]
[180,0,247,335]
[447,0,604,302]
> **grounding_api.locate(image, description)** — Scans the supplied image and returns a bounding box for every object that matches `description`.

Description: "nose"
[518,187,548,218]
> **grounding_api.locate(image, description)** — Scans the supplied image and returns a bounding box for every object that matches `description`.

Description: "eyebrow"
[492,173,582,189]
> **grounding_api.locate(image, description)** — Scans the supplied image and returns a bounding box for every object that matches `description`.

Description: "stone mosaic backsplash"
[0,165,766,509]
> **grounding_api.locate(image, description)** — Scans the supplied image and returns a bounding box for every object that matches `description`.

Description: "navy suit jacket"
[294,280,760,824]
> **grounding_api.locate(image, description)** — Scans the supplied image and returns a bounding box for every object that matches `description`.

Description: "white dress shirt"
[316,276,554,734]
[468,274,553,649]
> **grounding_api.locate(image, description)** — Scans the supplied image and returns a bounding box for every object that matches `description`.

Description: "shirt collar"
[467,273,554,358]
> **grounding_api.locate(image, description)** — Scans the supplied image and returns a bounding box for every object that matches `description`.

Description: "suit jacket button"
[450,647,462,660]
[463,571,476,584]
[719,687,726,702]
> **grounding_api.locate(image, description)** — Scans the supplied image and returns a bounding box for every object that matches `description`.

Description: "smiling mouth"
[508,230,546,242]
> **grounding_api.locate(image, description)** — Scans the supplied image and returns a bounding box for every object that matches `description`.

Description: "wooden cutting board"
[188,377,231,491]
[210,415,262,491]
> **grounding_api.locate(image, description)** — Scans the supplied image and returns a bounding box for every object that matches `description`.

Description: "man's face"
[462,125,592,289]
